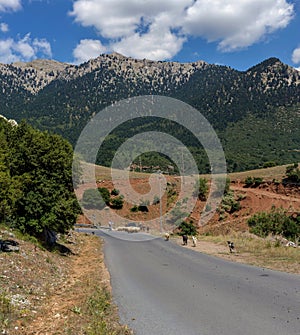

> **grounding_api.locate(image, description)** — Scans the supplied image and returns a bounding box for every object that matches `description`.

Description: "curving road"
[81,229,300,335]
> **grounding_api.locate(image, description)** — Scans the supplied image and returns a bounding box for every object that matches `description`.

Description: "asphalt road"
[81,229,300,335]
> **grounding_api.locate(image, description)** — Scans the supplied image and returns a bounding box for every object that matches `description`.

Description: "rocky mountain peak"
[0,54,299,98]
[246,57,300,90]
[0,59,71,94]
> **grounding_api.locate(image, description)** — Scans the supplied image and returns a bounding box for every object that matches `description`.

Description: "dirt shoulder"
[0,230,132,335]
[172,235,300,275]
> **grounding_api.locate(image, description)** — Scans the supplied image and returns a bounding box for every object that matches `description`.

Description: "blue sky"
[0,0,299,71]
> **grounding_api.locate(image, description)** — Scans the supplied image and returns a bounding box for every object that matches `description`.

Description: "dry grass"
[0,228,132,335]
[228,164,293,182]
[198,233,300,274]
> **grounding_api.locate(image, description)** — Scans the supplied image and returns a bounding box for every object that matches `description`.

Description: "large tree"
[0,119,81,239]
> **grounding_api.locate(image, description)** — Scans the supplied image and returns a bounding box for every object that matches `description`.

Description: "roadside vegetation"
[0,118,81,244]
[197,233,300,274]
[0,229,132,334]
[248,207,300,241]
[244,164,300,241]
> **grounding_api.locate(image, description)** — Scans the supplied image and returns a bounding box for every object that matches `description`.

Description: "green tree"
[248,207,300,240]
[110,196,124,209]
[98,187,111,205]
[72,153,83,189]
[0,120,81,239]
[178,221,197,236]
[194,177,208,200]
[82,188,106,209]
[111,188,120,196]
[284,163,300,183]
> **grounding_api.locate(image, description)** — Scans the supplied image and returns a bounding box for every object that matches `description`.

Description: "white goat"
[191,235,197,247]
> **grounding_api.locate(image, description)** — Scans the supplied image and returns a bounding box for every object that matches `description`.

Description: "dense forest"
[0,117,81,242]
[0,54,299,172]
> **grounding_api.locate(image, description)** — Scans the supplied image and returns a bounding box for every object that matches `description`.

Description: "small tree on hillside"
[284,163,300,183]
[82,188,106,210]
[110,196,124,209]
[194,177,209,201]
[178,221,197,236]
[98,187,111,205]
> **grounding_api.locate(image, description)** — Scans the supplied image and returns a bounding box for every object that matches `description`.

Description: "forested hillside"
[0,54,299,172]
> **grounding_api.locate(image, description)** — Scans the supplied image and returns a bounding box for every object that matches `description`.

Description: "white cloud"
[0,22,9,32]
[0,0,21,12]
[73,39,107,64]
[0,34,52,63]
[112,17,186,61]
[292,47,300,64]
[33,38,52,57]
[184,0,294,51]
[70,0,295,60]
[70,0,190,39]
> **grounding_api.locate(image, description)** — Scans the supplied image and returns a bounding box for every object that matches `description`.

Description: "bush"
[178,221,197,236]
[244,176,263,187]
[110,196,124,209]
[139,199,150,206]
[169,205,188,226]
[220,191,241,214]
[244,176,254,187]
[82,189,106,210]
[130,205,139,212]
[193,177,209,200]
[284,163,300,183]
[247,208,300,240]
[263,161,276,168]
[98,187,111,205]
[253,177,263,187]
[152,195,160,205]
[137,205,148,212]
[111,188,120,196]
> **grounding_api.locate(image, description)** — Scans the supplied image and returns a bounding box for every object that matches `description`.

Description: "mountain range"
[0,53,299,172]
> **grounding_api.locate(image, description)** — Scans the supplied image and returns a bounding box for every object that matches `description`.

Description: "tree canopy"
[0,118,81,240]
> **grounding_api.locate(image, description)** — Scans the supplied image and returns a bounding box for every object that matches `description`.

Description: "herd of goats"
[110,226,237,253]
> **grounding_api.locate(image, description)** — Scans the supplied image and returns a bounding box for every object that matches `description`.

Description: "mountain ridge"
[0,53,299,172]
[2,53,298,95]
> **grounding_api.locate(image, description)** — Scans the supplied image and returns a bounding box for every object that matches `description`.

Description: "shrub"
[244,176,263,187]
[220,191,241,214]
[178,221,197,236]
[98,187,111,205]
[130,205,139,212]
[137,205,148,212]
[244,176,254,187]
[169,205,188,226]
[263,161,276,168]
[110,196,124,209]
[194,177,209,200]
[111,188,120,196]
[247,208,300,240]
[213,177,230,196]
[152,195,160,205]
[284,163,300,183]
[253,177,263,187]
[82,189,106,210]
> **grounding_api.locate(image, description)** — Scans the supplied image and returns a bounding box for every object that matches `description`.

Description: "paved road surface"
[81,229,300,335]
